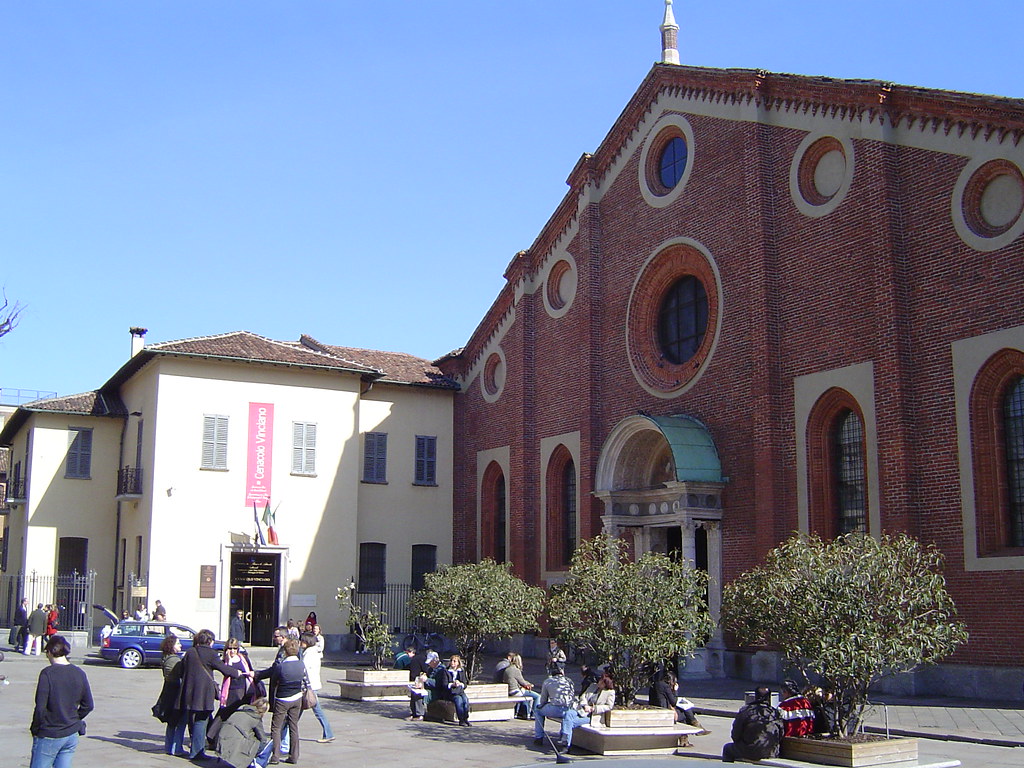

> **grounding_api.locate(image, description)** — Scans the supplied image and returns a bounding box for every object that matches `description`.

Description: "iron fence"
[117,466,144,496]
[1,570,96,636]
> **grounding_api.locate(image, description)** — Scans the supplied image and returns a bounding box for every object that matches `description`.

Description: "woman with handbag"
[299,632,334,743]
[255,637,305,765]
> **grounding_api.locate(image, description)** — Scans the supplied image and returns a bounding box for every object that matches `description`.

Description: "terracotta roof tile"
[20,391,127,418]
[299,335,459,389]
[148,331,379,374]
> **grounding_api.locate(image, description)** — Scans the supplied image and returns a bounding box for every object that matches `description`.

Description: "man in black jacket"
[722,686,783,762]
[13,597,29,652]
[30,635,94,767]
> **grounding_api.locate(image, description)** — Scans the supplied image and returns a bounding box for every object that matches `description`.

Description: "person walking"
[13,597,29,652]
[26,603,48,656]
[256,637,305,765]
[229,610,246,644]
[176,629,249,761]
[299,632,334,743]
[46,605,60,638]
[29,635,94,768]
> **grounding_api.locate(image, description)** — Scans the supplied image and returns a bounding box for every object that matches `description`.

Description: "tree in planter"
[408,560,544,681]
[337,583,393,671]
[547,534,715,706]
[721,532,968,738]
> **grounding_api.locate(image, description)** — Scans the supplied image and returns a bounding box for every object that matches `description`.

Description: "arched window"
[807,388,869,538]
[480,462,507,563]
[969,349,1024,554]
[545,447,577,570]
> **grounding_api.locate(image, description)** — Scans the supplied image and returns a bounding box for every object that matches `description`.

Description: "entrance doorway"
[229,552,280,646]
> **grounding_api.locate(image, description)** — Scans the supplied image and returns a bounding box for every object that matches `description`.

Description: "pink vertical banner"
[245,402,274,506]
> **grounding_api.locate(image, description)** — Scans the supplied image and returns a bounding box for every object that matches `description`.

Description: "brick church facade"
[436,22,1024,691]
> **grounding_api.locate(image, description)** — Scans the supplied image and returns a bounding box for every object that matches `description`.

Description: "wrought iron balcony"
[4,477,26,504]
[117,466,144,497]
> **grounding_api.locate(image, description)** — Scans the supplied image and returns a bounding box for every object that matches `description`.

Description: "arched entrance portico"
[593,414,726,678]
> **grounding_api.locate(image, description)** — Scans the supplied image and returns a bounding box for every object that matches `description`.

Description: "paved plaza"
[0,646,1020,768]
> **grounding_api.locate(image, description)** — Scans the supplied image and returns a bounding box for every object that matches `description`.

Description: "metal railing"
[117,466,144,496]
[352,582,436,634]
[1,570,96,637]
[0,388,57,406]
[4,477,25,501]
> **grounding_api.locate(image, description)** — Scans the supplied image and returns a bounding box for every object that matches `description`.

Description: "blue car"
[99,621,224,668]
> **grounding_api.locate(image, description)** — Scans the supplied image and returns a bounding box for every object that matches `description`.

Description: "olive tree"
[721,532,968,737]
[547,534,715,705]
[408,559,545,680]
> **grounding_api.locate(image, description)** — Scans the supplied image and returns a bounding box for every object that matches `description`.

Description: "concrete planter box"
[345,669,409,684]
[335,668,411,701]
[781,736,919,767]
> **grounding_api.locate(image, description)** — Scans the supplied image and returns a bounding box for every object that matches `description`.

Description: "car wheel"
[119,648,144,669]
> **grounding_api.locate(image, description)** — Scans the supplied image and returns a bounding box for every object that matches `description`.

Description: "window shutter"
[292,422,304,473]
[363,433,376,480]
[214,416,228,469]
[80,429,93,477]
[202,416,216,468]
[305,423,317,474]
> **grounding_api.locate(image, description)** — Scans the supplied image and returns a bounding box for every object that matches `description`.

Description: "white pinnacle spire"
[661,0,680,65]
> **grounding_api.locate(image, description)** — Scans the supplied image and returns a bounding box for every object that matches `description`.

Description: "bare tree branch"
[0,289,25,339]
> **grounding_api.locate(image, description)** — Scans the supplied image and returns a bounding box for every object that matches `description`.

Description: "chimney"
[130,327,148,358]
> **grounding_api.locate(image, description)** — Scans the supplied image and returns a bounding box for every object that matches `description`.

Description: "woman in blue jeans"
[30,635,94,768]
[503,653,541,717]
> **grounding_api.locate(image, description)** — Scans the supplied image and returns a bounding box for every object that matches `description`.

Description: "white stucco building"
[0,330,455,644]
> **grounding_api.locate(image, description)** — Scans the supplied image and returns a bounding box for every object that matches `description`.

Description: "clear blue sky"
[2,1,1022,400]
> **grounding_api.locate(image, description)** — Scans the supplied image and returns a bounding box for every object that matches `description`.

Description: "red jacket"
[779,695,815,737]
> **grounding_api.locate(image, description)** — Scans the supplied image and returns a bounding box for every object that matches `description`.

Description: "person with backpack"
[722,686,783,762]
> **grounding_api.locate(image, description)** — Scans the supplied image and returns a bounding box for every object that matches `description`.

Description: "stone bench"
[424,684,527,723]
[572,722,702,756]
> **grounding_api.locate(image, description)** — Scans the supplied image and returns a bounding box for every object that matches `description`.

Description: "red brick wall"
[440,72,1024,668]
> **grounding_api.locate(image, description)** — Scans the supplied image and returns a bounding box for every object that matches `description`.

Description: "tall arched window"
[969,349,1024,554]
[808,388,869,538]
[481,462,507,563]
[545,446,577,570]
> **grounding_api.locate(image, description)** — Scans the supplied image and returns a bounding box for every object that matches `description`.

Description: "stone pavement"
[0,644,1020,768]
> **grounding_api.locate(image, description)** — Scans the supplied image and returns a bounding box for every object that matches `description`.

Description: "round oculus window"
[963,159,1024,238]
[626,241,721,396]
[658,136,688,190]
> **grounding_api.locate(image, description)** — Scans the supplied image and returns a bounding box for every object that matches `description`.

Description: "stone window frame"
[953,326,1024,571]
[639,113,696,209]
[541,434,581,574]
[477,448,510,563]
[789,132,855,219]
[967,347,1024,556]
[626,238,722,398]
[795,362,880,537]
[806,388,870,538]
[951,152,1024,252]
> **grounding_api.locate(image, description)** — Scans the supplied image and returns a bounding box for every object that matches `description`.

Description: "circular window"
[626,239,721,397]
[658,136,688,190]
[639,114,696,208]
[963,159,1024,238]
[481,351,506,401]
[790,133,854,218]
[544,258,577,315]
[657,276,708,364]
